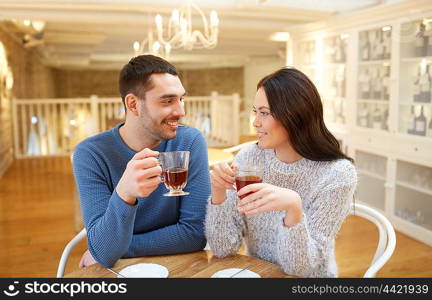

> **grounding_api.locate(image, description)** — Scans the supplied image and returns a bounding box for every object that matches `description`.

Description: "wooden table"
[65,250,294,278]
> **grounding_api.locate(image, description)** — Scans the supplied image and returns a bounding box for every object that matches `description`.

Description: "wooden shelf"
[322,62,346,67]
[399,102,432,106]
[358,99,390,104]
[401,56,432,63]
[396,180,432,197]
[357,169,386,181]
[359,59,391,65]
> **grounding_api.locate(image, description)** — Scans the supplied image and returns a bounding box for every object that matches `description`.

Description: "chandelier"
[133,29,171,59]
[154,0,219,52]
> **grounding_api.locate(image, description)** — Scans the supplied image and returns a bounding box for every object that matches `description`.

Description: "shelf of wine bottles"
[321,34,348,128]
[298,40,316,65]
[399,18,432,138]
[359,26,392,62]
[356,26,392,132]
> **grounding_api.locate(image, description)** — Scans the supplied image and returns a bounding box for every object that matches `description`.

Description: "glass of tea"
[235,163,264,199]
[159,151,190,196]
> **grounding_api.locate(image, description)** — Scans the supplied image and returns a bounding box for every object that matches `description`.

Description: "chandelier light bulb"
[32,20,46,32]
[153,0,219,51]
[152,41,161,53]
[133,41,140,52]
[171,10,180,23]
[155,14,163,29]
[210,11,219,27]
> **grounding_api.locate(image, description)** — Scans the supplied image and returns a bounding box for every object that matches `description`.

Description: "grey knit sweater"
[205,143,357,277]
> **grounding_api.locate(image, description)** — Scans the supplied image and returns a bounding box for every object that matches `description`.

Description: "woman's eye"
[260,112,270,116]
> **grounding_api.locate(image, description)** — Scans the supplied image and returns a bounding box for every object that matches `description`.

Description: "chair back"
[56,228,87,278]
[351,203,396,277]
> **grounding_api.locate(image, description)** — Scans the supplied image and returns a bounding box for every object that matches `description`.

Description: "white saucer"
[118,263,169,278]
[211,268,261,278]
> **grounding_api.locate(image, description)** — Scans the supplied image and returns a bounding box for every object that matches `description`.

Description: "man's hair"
[119,55,178,105]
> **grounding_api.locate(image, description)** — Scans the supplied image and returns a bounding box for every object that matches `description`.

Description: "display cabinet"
[399,18,432,138]
[355,150,387,212]
[395,160,432,230]
[290,1,432,246]
[322,34,348,130]
[357,26,391,131]
[296,34,349,140]
[297,39,317,84]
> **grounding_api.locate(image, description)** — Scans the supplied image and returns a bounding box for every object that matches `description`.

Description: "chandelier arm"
[192,30,217,48]
[150,0,218,53]
[191,2,211,38]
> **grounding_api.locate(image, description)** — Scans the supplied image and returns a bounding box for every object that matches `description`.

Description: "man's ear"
[125,93,139,116]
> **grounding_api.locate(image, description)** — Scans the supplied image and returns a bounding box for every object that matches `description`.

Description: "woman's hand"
[237,183,304,227]
[210,162,238,205]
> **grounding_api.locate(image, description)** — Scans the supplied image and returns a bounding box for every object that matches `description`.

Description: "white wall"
[242,55,285,135]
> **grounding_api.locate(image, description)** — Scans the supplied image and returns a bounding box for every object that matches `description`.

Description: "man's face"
[137,73,186,141]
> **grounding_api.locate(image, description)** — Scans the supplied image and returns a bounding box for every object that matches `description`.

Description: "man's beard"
[145,117,181,141]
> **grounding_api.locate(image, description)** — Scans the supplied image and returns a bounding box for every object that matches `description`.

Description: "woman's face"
[253,87,289,150]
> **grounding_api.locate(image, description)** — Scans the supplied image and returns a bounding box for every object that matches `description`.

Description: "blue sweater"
[72,123,211,267]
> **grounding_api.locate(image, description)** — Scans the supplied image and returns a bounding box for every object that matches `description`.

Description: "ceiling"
[0,0,400,70]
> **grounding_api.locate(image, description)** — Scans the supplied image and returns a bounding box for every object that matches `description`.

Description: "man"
[72,55,211,268]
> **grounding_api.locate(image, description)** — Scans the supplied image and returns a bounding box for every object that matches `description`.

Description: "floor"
[0,156,431,277]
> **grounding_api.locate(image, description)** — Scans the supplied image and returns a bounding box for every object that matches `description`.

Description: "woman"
[205,67,357,277]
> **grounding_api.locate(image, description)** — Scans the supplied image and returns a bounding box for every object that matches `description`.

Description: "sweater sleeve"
[72,144,138,268]
[204,148,251,257]
[274,164,357,277]
[204,190,246,257]
[123,132,210,257]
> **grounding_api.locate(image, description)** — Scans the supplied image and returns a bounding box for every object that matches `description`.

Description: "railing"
[12,93,240,158]
[182,92,240,147]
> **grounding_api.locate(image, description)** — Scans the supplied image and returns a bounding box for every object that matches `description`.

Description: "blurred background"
[0,0,431,277]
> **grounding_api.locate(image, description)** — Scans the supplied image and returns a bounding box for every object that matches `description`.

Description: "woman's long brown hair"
[257,67,353,163]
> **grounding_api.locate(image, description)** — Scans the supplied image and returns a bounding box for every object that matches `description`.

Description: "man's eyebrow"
[159,92,187,99]
[252,105,270,110]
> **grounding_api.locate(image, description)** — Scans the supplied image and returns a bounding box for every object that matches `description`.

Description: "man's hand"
[116,148,162,205]
[78,249,97,268]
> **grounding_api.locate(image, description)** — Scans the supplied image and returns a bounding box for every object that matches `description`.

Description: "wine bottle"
[361,32,370,61]
[382,107,389,130]
[413,66,421,102]
[407,106,416,134]
[382,67,390,100]
[419,64,431,103]
[330,71,337,97]
[427,116,432,138]
[414,106,427,136]
[426,64,431,103]
[428,23,432,56]
[377,30,384,60]
[336,66,345,98]
[310,42,316,64]
[326,38,335,62]
[384,30,391,59]
[359,105,369,127]
[415,23,426,57]
[372,67,382,99]
[372,105,382,130]
[360,69,371,99]
[370,31,377,60]
[335,37,342,63]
